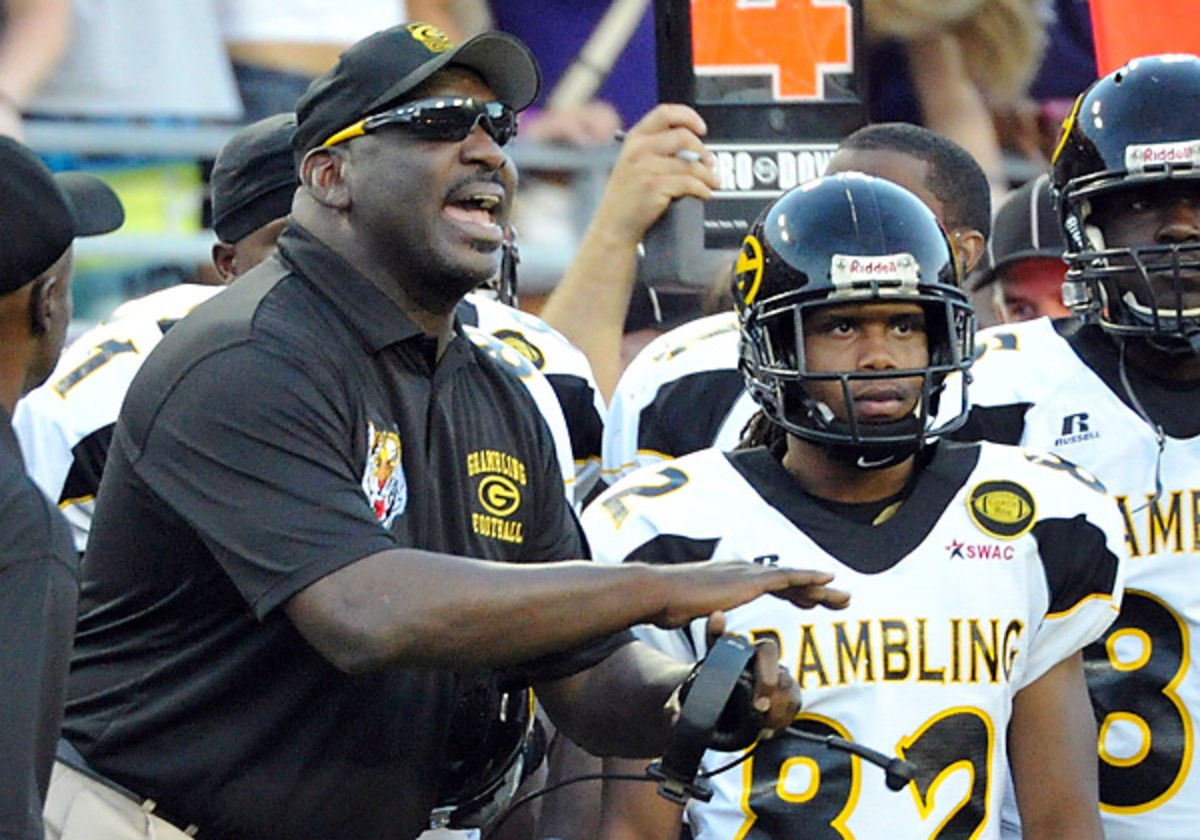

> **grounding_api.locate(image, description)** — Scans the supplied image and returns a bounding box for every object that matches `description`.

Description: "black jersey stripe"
[545,372,603,463]
[626,534,720,566]
[1032,515,1121,617]
[60,424,114,505]
[728,443,981,575]
[637,369,746,458]
[950,403,1032,446]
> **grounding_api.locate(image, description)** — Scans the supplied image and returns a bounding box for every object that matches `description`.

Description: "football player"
[587,174,1123,839]
[602,122,991,485]
[949,53,1200,839]
[10,113,298,550]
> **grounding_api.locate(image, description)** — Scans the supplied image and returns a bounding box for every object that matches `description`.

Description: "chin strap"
[496,225,520,307]
[1117,339,1166,511]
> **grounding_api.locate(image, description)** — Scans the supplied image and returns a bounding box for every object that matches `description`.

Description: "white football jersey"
[584,441,1125,839]
[462,326,576,509]
[603,312,756,483]
[463,294,606,504]
[964,317,1200,839]
[14,284,223,549]
[14,285,581,552]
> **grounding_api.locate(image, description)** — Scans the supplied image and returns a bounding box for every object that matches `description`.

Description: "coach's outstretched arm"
[286,552,845,672]
[286,553,846,755]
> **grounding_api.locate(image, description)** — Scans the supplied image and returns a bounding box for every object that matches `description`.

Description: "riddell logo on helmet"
[849,257,899,274]
[831,253,919,288]
[1126,141,1200,171]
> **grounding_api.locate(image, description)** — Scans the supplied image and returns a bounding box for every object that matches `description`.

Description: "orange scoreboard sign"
[691,0,854,101]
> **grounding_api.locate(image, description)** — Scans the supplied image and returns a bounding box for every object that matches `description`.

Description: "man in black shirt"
[0,138,122,840]
[49,23,848,840]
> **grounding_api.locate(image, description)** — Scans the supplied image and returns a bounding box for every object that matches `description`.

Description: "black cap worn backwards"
[0,137,124,296]
[970,173,1066,291]
[211,113,299,243]
[293,21,541,155]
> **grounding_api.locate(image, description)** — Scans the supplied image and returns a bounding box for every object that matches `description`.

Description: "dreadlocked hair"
[738,409,788,458]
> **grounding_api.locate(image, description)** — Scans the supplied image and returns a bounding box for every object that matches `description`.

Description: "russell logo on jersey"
[1055,412,1101,447]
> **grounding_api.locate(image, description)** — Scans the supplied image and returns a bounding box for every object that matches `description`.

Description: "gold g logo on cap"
[967,480,1036,539]
[479,475,521,517]
[734,234,764,311]
[408,23,453,52]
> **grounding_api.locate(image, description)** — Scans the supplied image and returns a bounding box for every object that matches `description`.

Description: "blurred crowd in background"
[7,0,1097,343]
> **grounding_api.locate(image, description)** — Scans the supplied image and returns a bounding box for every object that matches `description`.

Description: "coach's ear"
[952,226,986,275]
[212,242,237,282]
[300,147,350,210]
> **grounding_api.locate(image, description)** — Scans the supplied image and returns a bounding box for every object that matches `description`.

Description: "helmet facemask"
[1063,178,1200,355]
[740,289,974,470]
[1051,54,1200,357]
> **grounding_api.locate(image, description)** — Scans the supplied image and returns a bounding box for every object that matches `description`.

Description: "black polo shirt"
[65,226,627,840]
[0,412,77,840]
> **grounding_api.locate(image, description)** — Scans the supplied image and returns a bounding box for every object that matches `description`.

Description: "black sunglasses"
[322,97,518,148]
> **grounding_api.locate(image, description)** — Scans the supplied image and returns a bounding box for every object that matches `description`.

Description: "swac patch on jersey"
[967,480,1036,539]
[493,329,546,370]
[362,421,406,529]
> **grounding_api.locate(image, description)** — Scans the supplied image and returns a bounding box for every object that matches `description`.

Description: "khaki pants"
[44,761,198,839]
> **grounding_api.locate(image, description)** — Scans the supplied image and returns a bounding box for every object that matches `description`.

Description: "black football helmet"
[1052,53,1200,353]
[431,682,540,830]
[733,173,974,468]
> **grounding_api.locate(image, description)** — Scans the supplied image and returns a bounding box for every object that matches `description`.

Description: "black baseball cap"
[970,173,1065,290]
[212,113,299,243]
[0,137,124,296]
[293,22,541,155]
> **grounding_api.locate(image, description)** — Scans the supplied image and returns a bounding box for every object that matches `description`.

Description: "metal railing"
[25,119,620,292]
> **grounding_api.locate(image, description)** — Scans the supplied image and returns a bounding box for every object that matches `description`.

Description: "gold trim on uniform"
[794,617,1025,689]
[1115,489,1200,558]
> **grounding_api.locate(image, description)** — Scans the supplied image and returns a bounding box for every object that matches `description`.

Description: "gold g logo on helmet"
[733,233,764,313]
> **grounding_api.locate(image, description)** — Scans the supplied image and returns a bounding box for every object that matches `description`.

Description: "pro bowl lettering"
[966,480,1036,540]
[710,143,838,197]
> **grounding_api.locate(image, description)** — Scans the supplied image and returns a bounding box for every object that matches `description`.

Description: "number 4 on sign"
[691,0,853,101]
